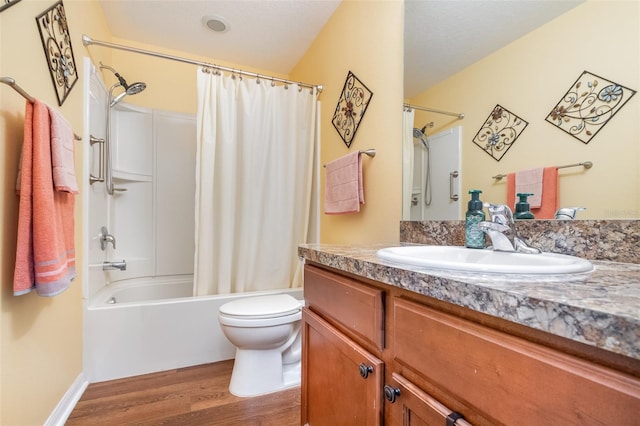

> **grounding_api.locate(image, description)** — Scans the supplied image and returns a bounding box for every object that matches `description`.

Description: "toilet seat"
[218,294,303,327]
[219,294,303,319]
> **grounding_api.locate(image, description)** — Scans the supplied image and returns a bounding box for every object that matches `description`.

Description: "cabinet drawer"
[304,264,384,350]
[393,297,640,425]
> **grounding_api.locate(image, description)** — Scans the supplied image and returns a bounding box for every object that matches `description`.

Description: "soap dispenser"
[514,193,535,220]
[465,190,486,249]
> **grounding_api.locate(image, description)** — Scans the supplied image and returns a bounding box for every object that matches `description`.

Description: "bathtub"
[83,275,304,383]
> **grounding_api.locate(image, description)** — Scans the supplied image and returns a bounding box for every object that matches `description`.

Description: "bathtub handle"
[100,226,116,250]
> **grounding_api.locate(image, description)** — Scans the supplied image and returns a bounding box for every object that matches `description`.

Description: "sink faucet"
[477,203,540,254]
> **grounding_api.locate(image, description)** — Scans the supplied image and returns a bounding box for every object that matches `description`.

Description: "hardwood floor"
[67,360,301,425]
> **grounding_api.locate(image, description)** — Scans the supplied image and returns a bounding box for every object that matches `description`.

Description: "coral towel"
[324,151,364,214]
[507,166,558,219]
[14,100,77,296]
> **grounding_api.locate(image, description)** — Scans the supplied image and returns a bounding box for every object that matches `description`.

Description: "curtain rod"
[82,35,323,93]
[404,103,464,120]
[1,77,82,141]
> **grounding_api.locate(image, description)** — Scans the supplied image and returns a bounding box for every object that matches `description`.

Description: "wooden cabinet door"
[302,308,384,426]
[385,373,472,426]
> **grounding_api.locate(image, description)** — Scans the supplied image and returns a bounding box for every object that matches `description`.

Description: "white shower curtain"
[402,109,415,220]
[194,69,318,296]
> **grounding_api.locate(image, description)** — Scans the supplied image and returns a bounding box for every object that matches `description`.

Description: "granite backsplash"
[400,220,640,264]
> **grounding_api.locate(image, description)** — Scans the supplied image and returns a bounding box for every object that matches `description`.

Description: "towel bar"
[492,161,592,180]
[323,149,376,168]
[1,76,82,141]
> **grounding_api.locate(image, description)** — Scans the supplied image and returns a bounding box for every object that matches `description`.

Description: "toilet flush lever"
[100,226,116,250]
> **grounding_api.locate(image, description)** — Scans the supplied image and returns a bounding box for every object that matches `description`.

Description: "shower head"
[100,62,146,106]
[125,81,146,95]
[413,127,430,151]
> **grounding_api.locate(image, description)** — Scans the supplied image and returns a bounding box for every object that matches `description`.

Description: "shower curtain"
[194,68,318,296]
[402,109,415,220]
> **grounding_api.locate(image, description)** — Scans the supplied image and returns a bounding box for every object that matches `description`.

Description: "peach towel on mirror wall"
[507,166,558,219]
[324,151,364,214]
[515,167,544,208]
[14,100,77,297]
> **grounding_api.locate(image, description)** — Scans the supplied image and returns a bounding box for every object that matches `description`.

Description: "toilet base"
[228,349,301,397]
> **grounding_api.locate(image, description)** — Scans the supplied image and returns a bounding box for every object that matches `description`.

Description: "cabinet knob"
[383,385,401,403]
[358,363,374,379]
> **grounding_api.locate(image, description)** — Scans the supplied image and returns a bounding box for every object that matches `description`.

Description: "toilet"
[218,293,304,397]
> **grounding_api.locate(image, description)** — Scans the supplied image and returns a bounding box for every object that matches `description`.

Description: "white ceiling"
[98,0,583,98]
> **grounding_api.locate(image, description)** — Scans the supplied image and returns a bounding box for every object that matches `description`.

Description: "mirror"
[403,1,639,220]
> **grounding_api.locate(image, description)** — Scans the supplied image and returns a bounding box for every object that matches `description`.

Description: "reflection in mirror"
[402,105,464,221]
[404,1,639,220]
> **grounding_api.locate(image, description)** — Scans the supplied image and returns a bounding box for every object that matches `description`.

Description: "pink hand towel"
[507,167,558,219]
[324,151,364,214]
[515,167,544,208]
[48,105,79,194]
[14,100,76,297]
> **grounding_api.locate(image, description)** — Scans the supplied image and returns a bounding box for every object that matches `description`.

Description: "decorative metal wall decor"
[472,104,528,162]
[546,71,636,144]
[331,71,373,148]
[0,0,22,13]
[36,1,78,106]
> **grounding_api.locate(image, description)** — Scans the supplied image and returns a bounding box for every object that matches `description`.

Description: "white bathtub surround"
[194,68,318,295]
[84,276,303,383]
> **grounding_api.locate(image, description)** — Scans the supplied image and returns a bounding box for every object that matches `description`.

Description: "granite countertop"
[298,242,640,362]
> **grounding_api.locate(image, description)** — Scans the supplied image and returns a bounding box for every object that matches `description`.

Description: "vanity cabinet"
[302,263,640,426]
[302,265,385,425]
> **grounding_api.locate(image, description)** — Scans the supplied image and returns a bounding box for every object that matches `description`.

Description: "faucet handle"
[477,221,510,233]
[483,203,514,225]
[555,207,586,220]
[100,226,116,250]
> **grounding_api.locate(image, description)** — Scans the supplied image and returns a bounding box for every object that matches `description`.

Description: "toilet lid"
[219,294,302,319]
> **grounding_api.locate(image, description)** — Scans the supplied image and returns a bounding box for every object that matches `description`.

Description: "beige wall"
[291,0,404,244]
[409,0,640,219]
[0,1,112,424]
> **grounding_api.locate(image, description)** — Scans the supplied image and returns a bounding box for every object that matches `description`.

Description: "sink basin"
[376,246,594,275]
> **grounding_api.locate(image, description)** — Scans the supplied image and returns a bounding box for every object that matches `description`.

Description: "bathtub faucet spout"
[103,260,127,271]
